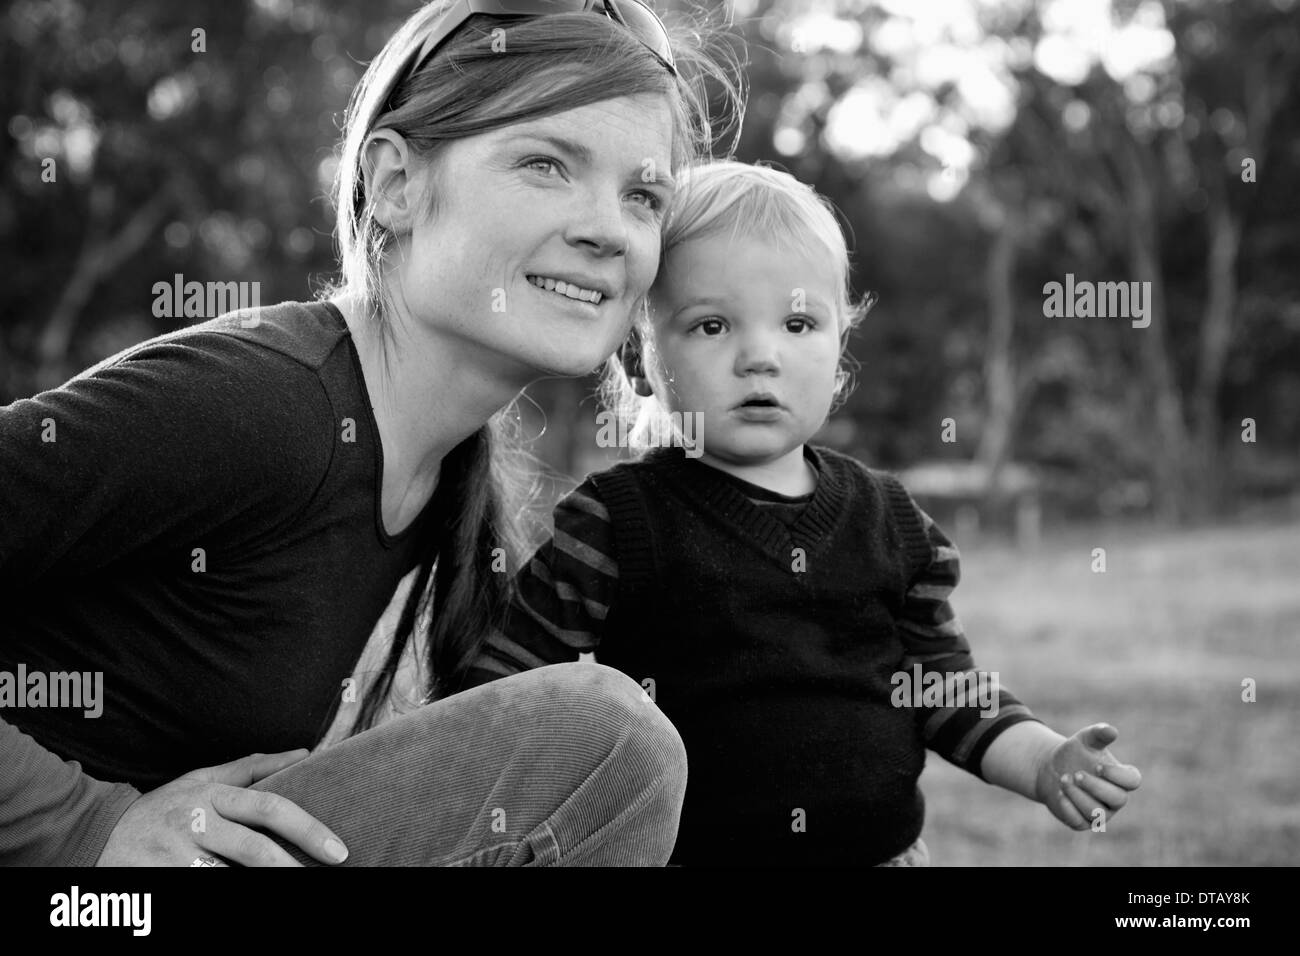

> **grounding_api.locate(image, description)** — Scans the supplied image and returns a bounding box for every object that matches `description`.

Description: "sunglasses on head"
[400,0,676,84]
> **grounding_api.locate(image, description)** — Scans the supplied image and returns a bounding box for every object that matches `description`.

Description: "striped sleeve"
[463,478,619,688]
[898,507,1041,779]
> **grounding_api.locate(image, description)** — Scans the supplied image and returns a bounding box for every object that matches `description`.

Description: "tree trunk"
[1191,194,1242,516]
[1121,138,1193,524]
[36,181,175,389]
[977,209,1018,511]
[1130,237,1191,523]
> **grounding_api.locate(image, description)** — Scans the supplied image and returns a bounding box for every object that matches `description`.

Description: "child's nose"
[735,333,780,375]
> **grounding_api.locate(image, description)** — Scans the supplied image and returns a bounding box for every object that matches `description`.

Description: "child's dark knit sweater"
[467,445,1039,866]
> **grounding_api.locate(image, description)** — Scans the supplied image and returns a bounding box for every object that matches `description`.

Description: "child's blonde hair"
[598,160,874,455]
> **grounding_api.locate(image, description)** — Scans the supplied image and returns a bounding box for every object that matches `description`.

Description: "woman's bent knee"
[533,663,685,781]
[514,663,687,865]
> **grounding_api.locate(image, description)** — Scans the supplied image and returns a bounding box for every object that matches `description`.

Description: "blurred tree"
[729,0,1300,522]
[1,0,402,395]
[1172,1,1299,514]
[3,0,1297,524]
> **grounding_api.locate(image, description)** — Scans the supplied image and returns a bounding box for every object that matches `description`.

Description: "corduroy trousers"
[250,663,687,866]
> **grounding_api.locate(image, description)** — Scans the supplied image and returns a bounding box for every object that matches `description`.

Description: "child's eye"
[690,318,727,336]
[785,316,816,333]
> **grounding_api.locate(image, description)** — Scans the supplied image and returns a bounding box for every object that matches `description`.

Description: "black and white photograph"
[0,0,1295,931]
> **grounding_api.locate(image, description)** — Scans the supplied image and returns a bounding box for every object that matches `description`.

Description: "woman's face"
[396,93,676,382]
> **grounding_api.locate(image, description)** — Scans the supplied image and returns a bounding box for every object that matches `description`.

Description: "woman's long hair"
[325,1,745,734]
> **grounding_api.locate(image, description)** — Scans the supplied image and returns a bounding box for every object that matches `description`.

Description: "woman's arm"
[0,335,333,579]
[0,330,339,864]
[0,716,140,865]
[1,343,236,863]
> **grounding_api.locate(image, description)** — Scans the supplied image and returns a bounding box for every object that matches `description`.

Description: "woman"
[0,1,740,866]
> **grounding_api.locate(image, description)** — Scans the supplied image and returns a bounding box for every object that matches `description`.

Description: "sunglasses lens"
[494,0,585,12]
[403,0,674,91]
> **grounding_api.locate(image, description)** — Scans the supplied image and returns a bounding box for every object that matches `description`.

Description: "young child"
[465,161,1141,866]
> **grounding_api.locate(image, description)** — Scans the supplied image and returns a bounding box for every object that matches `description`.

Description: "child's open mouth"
[734,395,784,421]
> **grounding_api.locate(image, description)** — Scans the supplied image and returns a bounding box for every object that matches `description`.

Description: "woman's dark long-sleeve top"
[0,300,439,865]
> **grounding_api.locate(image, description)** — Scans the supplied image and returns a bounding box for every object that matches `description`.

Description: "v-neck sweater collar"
[637,445,851,564]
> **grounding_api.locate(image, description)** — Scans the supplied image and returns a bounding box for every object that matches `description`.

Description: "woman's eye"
[523,156,563,177]
[629,189,663,213]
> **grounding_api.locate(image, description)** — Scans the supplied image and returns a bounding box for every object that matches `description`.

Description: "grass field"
[332,514,1299,865]
[916,517,1300,866]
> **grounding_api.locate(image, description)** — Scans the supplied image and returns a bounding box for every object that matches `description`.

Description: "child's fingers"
[1097,761,1143,791]
[1078,723,1119,750]
[1067,770,1129,811]
[1054,791,1089,830]
[1055,775,1091,830]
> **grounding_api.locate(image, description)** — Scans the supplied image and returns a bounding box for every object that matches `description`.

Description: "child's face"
[646,233,843,472]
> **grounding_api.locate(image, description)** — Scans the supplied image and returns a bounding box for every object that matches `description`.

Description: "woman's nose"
[565,186,629,258]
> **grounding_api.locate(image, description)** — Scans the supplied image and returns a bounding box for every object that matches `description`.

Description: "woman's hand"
[96,750,350,866]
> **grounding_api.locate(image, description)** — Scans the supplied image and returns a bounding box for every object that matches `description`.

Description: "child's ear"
[619,335,655,398]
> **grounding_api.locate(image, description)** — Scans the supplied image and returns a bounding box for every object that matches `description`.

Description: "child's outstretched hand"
[1034,723,1141,831]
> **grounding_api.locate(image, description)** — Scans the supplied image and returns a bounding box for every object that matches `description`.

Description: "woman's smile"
[525,274,611,304]
[526,277,607,315]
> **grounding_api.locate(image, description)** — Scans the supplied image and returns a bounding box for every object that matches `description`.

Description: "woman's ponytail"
[349,413,536,735]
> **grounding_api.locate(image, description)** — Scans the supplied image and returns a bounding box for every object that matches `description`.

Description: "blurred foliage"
[2,0,1298,525]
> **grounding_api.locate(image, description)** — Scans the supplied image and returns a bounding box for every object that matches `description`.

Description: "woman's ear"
[361,129,420,234]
